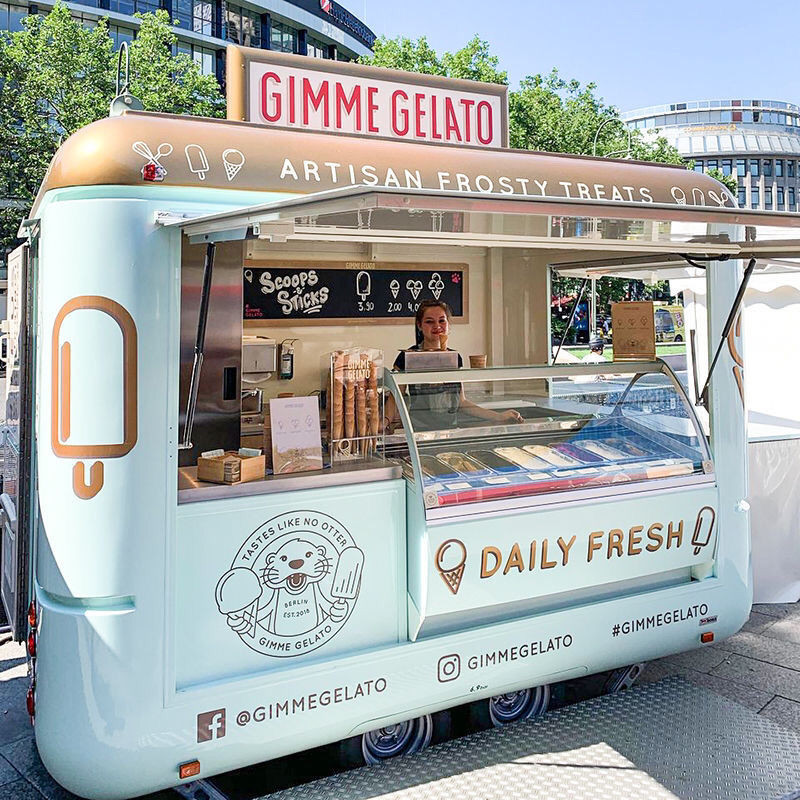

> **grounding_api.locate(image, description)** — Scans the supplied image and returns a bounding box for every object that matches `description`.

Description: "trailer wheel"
[469,684,551,729]
[336,711,448,769]
[603,663,645,694]
[361,714,433,764]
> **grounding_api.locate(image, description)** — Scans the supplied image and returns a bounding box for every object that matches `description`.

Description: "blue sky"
[355,0,799,112]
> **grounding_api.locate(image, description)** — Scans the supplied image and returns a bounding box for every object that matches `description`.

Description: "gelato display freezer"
[384,362,719,638]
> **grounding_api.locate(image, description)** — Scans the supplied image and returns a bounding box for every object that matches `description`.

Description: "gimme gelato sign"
[232,47,508,148]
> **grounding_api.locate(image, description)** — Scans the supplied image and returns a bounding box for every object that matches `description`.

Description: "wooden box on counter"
[197,451,266,485]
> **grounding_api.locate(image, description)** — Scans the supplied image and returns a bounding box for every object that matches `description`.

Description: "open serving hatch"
[158,185,800,258]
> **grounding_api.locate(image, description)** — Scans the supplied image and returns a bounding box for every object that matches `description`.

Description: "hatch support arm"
[179,242,215,451]
[553,277,589,364]
[697,258,756,409]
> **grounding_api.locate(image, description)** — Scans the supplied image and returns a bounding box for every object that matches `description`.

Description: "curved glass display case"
[384,361,714,519]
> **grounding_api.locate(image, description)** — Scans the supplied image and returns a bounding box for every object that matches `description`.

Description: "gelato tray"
[552,442,605,464]
[466,449,521,473]
[494,447,550,470]
[578,440,629,460]
[523,444,582,467]
[420,455,461,480]
[436,452,493,476]
[603,436,650,458]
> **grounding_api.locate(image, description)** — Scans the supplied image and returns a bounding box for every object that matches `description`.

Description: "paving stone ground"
[1,602,799,799]
[638,602,800,732]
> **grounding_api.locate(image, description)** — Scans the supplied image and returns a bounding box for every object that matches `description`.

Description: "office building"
[622,99,800,211]
[0,0,375,81]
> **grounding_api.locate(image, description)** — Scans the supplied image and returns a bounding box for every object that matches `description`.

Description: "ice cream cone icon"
[216,567,262,638]
[435,539,467,595]
[222,148,245,181]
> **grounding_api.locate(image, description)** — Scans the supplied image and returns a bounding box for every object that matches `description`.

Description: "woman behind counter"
[385,299,523,431]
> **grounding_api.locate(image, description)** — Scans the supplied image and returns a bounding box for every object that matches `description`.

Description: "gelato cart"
[4,46,800,800]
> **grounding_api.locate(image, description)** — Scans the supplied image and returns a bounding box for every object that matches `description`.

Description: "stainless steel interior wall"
[179,240,243,466]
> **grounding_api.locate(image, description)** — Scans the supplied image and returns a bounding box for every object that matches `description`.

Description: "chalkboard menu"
[243,262,466,323]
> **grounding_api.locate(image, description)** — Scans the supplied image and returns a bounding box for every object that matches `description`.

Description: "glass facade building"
[622,99,800,212]
[5,0,375,81]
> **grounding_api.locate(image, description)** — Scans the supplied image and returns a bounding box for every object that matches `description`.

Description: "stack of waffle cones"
[328,349,383,460]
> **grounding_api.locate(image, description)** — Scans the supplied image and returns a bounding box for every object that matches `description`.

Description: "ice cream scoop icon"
[407,279,423,300]
[428,272,444,300]
[222,148,245,181]
[435,538,467,595]
[692,506,716,555]
[215,567,263,638]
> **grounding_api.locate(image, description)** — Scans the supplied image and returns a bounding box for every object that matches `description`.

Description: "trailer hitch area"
[604,663,646,694]
[173,778,229,800]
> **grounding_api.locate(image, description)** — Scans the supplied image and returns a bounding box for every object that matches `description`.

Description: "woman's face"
[418,306,450,347]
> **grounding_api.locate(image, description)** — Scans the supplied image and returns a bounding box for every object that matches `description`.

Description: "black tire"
[336,710,449,768]
[466,685,550,729]
[674,334,683,343]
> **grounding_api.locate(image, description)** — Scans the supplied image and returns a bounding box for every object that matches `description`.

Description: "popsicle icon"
[216,567,263,638]
[356,270,371,301]
[51,296,138,500]
[330,546,364,617]
[435,538,467,595]
[692,506,716,555]
[222,148,245,181]
[185,143,210,180]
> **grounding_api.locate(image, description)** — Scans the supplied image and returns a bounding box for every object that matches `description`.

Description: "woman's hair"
[414,299,453,345]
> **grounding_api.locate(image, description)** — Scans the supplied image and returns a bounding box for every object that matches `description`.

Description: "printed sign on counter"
[611,301,656,361]
[244,262,466,323]
[269,397,323,474]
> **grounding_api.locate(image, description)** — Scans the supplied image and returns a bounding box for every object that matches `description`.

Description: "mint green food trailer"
[4,73,800,799]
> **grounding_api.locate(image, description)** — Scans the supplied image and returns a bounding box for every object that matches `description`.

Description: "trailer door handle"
[223,366,238,402]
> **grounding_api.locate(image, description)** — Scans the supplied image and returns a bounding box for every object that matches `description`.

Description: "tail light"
[26,632,36,658]
[26,684,35,719]
[27,601,36,629]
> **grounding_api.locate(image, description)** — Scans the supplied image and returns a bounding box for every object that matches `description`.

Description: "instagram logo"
[197,709,226,742]
[437,654,461,683]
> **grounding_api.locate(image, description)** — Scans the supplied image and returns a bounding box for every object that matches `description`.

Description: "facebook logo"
[197,709,226,742]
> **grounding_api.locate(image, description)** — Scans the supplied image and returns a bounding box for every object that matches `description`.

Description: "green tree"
[705,166,738,196]
[364,34,507,85]
[509,68,681,164]
[0,3,225,256]
[440,36,506,84]
[127,9,225,118]
[362,37,686,328]
[363,35,444,75]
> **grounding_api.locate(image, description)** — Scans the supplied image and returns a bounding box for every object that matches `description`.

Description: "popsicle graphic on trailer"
[185,143,210,180]
[51,296,138,500]
[691,506,716,555]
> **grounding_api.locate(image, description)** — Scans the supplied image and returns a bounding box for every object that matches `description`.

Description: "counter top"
[177,459,402,504]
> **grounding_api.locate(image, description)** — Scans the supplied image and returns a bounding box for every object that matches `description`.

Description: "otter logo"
[215,511,364,657]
